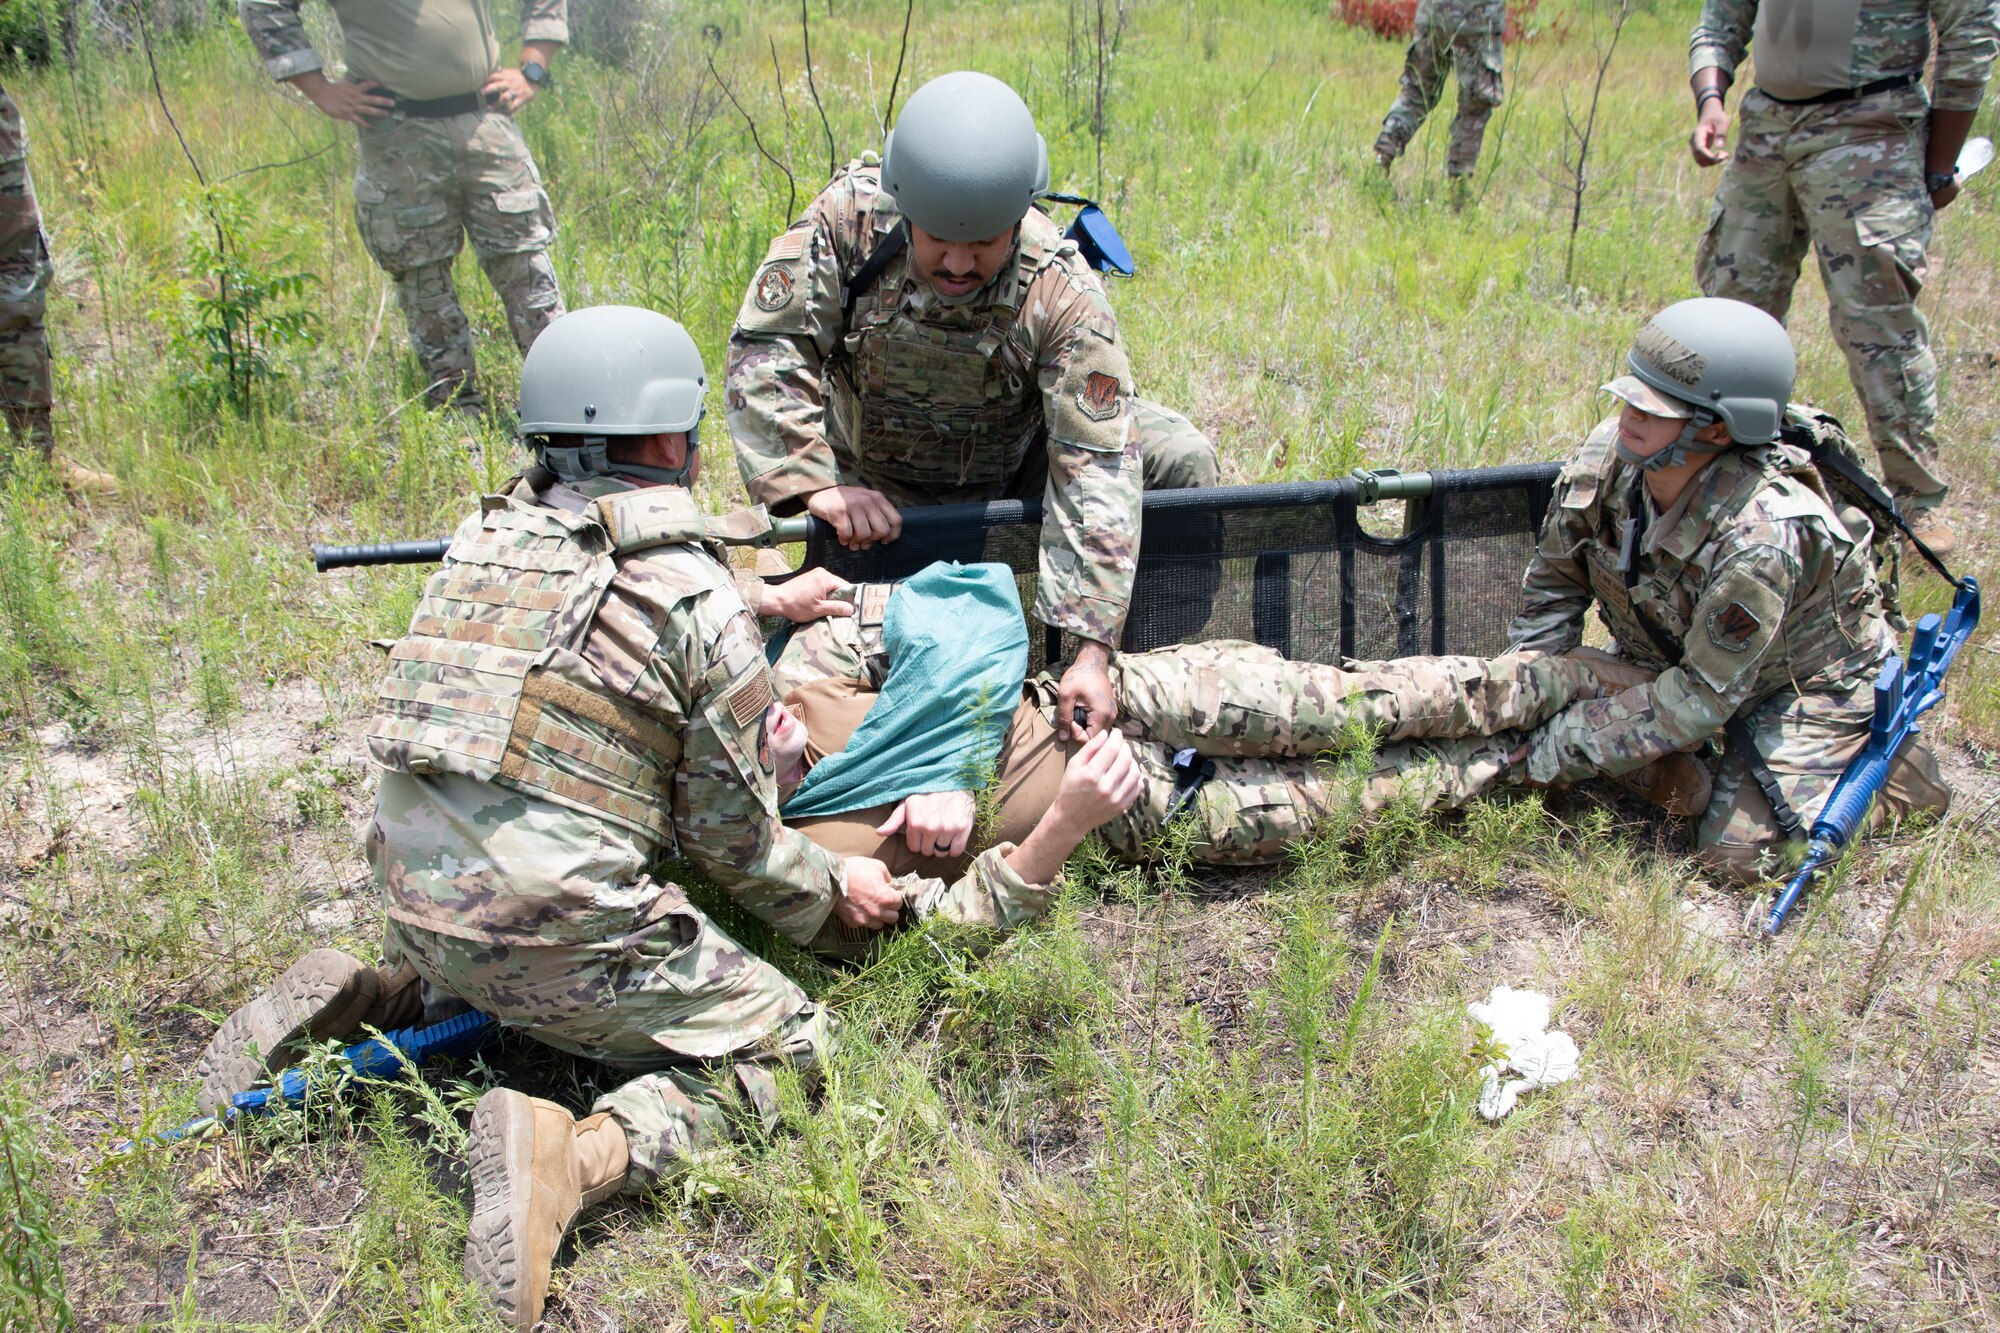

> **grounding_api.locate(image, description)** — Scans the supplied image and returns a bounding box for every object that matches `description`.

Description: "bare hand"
[297,73,394,127]
[480,67,538,114]
[806,485,902,550]
[1056,646,1116,741]
[1048,730,1143,833]
[834,856,903,930]
[1690,104,1731,166]
[1930,180,1962,212]
[759,567,856,623]
[1504,741,1564,791]
[876,790,977,859]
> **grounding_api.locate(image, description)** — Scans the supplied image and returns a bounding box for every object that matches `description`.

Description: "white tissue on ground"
[1468,984,1579,1121]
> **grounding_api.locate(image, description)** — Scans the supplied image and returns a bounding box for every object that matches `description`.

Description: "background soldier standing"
[727,71,1219,743]
[0,86,112,491]
[239,0,570,414]
[1372,0,1507,183]
[1688,0,2000,557]
[1509,298,1950,882]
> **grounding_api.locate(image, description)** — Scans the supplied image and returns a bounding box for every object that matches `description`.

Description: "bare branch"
[801,0,838,178]
[710,47,799,220]
[885,0,915,126]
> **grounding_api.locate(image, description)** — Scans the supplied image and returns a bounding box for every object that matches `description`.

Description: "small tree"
[159,185,318,417]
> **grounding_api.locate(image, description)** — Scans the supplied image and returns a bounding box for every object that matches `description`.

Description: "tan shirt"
[238,0,569,101]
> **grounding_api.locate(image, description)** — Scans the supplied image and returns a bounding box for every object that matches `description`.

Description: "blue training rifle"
[121,1009,499,1151]
[1763,576,1981,937]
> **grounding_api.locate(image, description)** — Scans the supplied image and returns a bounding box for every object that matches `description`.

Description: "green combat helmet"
[517,304,708,486]
[882,71,1050,241]
[1603,296,1797,472]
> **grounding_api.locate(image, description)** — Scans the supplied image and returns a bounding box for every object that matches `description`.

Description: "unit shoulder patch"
[753,264,796,313]
[1707,600,1762,652]
[1076,370,1121,422]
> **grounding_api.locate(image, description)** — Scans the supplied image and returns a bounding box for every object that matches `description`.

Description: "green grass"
[1,0,1998,1327]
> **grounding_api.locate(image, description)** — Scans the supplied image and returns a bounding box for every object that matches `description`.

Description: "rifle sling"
[842,221,910,322]
[1783,425,1959,584]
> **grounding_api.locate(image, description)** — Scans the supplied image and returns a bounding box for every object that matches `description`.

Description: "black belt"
[391,91,485,119]
[1759,72,1919,106]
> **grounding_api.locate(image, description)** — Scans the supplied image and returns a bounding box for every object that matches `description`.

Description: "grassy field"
[3,0,1999,1327]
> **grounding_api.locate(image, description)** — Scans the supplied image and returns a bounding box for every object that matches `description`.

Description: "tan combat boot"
[193,953,430,1117]
[1606,751,1714,819]
[464,1088,630,1330]
[1907,513,1957,561]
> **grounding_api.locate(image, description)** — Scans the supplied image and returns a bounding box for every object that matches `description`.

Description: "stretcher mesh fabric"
[794,465,1562,670]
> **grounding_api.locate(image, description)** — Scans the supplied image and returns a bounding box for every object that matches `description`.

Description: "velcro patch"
[752,264,796,313]
[1076,370,1121,422]
[727,671,774,729]
[765,229,808,263]
[1707,600,1761,652]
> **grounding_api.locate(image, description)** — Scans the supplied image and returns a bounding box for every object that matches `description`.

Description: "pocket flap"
[493,186,545,215]
[1855,197,1928,248]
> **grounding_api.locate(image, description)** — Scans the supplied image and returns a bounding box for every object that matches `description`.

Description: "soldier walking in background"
[0,87,113,491]
[1372,0,1507,184]
[727,71,1219,747]
[1688,0,2000,558]
[238,0,570,415]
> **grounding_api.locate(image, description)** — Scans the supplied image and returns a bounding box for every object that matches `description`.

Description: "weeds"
[0,1074,72,1331]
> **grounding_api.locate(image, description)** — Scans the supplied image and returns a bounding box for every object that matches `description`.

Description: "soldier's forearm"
[520,40,560,67]
[1926,108,1979,177]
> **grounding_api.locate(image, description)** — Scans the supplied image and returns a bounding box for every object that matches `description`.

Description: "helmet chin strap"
[1614,408,1728,472]
[532,425,701,488]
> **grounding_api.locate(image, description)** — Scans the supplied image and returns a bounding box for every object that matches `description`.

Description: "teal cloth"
[781,561,1028,819]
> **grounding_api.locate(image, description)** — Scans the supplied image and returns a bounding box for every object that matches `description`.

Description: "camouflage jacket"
[1691,0,2000,111]
[1415,0,1506,33]
[238,0,570,102]
[1509,418,1896,784]
[367,475,846,948]
[725,160,1145,646]
[0,88,25,165]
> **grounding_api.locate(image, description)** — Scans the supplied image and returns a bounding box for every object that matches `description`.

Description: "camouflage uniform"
[360,476,1031,1191]
[1373,0,1507,178]
[1691,0,2000,510]
[0,88,52,454]
[1510,414,1950,880]
[238,0,569,411]
[726,160,1218,648]
[773,605,1594,941]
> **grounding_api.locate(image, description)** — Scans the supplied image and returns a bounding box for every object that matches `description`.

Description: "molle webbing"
[369,495,686,847]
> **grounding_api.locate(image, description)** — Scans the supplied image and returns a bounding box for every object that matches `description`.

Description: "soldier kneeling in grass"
[192,305,1146,1331]
[1505,297,1950,881]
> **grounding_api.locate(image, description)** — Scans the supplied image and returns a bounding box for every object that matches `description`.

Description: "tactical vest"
[368,480,753,852]
[830,193,1070,494]
[1560,433,1883,701]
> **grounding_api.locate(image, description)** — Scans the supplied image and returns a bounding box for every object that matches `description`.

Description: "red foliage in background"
[1333,0,1541,42]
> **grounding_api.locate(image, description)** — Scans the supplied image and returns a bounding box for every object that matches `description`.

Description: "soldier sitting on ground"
[727,70,1220,748]
[191,306,1145,1331]
[753,561,1607,959]
[1507,296,1951,882]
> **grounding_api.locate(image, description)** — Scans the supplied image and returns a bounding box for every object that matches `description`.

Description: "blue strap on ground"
[782,561,1028,819]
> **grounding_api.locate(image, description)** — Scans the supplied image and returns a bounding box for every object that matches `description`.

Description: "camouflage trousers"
[1688,677,1950,883]
[381,910,833,1196]
[1095,642,1589,861]
[1696,87,1944,508]
[0,90,51,448]
[354,108,565,410]
[1373,18,1504,178]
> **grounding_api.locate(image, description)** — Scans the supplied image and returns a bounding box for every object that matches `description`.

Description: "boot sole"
[465,1088,538,1330]
[192,949,377,1117]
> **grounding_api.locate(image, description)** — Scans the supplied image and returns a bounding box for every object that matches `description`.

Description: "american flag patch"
[727,672,773,729]
[765,230,808,263]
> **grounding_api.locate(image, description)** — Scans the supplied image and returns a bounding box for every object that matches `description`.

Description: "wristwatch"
[521,59,549,88]
[1926,170,1957,194]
